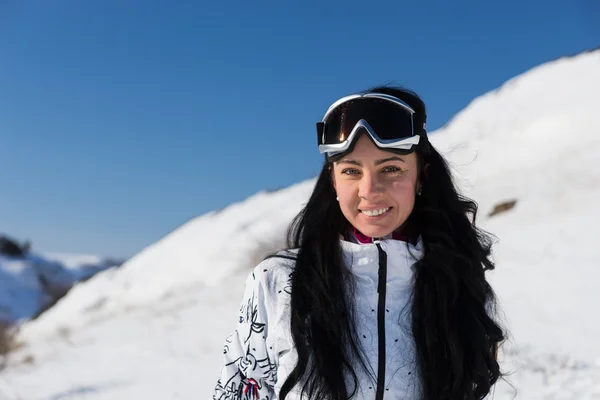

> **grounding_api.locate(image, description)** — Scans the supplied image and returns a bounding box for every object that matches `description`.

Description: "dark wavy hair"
[277,86,506,400]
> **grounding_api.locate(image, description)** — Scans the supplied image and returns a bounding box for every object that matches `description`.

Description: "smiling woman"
[213,86,506,400]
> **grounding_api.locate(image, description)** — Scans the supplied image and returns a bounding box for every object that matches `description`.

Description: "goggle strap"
[316,122,325,146]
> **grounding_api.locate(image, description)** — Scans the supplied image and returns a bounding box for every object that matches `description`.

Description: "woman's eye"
[341,168,360,175]
[382,166,403,173]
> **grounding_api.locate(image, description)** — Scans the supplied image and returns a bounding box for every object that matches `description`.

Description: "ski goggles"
[316,93,424,158]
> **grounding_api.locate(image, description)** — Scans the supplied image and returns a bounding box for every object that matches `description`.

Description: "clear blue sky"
[1,1,597,258]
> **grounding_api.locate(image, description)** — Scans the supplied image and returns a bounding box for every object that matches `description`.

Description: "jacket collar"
[339,235,424,283]
[351,226,410,244]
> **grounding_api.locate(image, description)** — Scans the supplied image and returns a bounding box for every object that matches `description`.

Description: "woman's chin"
[354,224,395,239]
[354,213,398,238]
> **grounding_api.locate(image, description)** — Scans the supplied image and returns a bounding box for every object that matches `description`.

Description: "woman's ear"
[423,162,430,180]
[416,159,427,195]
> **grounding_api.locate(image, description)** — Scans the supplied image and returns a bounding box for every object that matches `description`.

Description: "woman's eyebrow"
[336,156,406,166]
[336,159,362,166]
[375,156,405,165]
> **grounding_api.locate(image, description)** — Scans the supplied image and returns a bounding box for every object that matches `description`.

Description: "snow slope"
[1,49,599,399]
[7,181,314,341]
[430,49,600,362]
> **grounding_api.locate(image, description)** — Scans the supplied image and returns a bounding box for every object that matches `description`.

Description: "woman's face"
[331,134,421,239]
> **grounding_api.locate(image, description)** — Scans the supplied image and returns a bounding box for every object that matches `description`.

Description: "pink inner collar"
[352,226,409,244]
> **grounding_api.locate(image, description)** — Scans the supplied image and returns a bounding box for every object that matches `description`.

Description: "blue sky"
[0,1,598,258]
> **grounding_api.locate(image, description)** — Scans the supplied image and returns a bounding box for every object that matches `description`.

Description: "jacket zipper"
[375,243,387,400]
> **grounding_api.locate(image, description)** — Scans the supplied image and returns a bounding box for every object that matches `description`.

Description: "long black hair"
[277,86,506,400]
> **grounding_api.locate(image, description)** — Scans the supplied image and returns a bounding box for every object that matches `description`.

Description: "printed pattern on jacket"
[213,265,281,400]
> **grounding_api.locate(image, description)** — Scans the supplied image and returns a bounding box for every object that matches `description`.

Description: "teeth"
[361,207,390,217]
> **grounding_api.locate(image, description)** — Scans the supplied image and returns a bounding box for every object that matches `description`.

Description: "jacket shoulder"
[250,249,297,298]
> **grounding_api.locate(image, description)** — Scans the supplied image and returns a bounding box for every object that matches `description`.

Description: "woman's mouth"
[360,207,392,217]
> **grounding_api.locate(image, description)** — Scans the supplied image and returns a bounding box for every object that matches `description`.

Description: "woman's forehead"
[338,135,416,163]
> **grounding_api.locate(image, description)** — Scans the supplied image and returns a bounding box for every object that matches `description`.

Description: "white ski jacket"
[213,237,424,399]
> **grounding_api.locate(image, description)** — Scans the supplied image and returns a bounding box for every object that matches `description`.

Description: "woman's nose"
[358,172,384,199]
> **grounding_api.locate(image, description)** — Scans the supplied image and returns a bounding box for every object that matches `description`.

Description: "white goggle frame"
[318,93,421,157]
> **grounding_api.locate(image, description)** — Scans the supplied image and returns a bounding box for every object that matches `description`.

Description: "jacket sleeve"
[213,268,278,400]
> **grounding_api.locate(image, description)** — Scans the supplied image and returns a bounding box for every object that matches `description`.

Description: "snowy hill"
[1,49,600,399]
[430,49,600,362]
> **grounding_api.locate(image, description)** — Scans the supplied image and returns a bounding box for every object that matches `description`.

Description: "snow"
[6,182,314,341]
[429,50,600,362]
[1,49,600,399]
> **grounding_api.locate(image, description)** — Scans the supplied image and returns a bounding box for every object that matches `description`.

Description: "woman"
[213,86,505,400]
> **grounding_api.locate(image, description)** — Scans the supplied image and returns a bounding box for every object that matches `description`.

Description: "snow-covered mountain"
[1,49,599,399]
[0,251,121,325]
